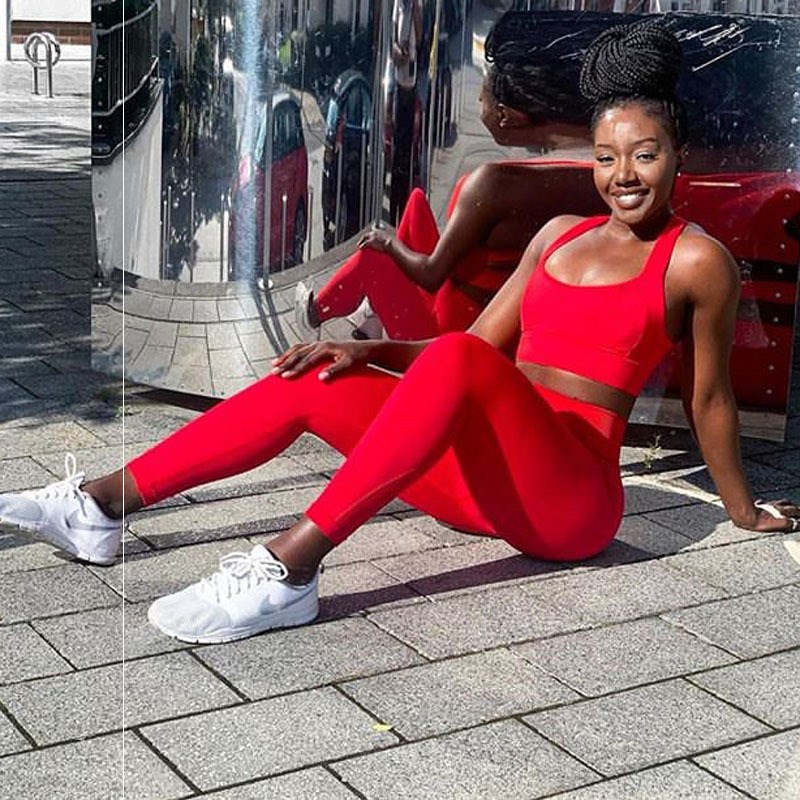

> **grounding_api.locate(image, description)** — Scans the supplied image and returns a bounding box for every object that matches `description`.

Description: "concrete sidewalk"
[2,54,800,800]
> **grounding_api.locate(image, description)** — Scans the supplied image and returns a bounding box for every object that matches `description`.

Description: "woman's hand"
[271,341,369,382]
[357,230,394,255]
[746,500,800,533]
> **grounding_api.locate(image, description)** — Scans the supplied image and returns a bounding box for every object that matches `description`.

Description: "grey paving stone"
[0,420,102,459]
[395,512,490,547]
[368,583,586,659]
[193,299,220,323]
[0,710,30,756]
[0,730,190,800]
[623,483,696,515]
[0,623,72,684]
[665,585,800,658]
[0,533,75,574]
[181,457,321,503]
[525,679,769,776]
[207,321,238,350]
[0,564,120,623]
[197,616,424,699]
[172,336,209,367]
[321,518,441,567]
[145,320,179,349]
[663,538,800,594]
[217,297,246,322]
[334,719,598,800]
[289,449,345,475]
[689,649,800,728]
[547,760,750,799]
[0,651,239,745]
[527,560,726,625]
[168,298,194,322]
[209,347,254,378]
[128,488,322,547]
[201,767,359,799]
[177,322,207,338]
[342,647,577,739]
[140,686,398,791]
[32,602,186,668]
[644,502,772,549]
[512,617,737,697]
[94,537,256,602]
[372,538,556,598]
[316,560,421,621]
[613,514,695,556]
[695,728,800,800]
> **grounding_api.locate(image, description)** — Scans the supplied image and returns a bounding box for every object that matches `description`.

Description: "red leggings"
[315,189,482,340]
[127,333,624,561]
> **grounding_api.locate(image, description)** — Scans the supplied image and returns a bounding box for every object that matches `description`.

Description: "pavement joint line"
[128,726,203,796]
[682,674,783,732]
[0,698,38,750]
[689,758,762,800]
[184,648,252,704]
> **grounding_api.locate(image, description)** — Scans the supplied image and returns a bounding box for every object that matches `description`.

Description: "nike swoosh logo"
[65,510,116,533]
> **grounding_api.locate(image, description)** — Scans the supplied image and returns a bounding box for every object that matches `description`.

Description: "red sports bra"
[518,215,687,395]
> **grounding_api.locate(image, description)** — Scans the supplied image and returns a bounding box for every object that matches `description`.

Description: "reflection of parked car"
[322,70,372,250]
[230,91,308,275]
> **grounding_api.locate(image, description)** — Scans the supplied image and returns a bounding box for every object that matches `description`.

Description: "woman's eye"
[595,155,613,165]
[636,152,657,162]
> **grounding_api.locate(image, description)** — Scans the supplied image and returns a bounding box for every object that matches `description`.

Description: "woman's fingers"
[318,352,353,381]
[271,343,314,373]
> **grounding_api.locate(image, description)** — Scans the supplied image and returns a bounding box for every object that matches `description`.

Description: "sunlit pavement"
[2,56,800,800]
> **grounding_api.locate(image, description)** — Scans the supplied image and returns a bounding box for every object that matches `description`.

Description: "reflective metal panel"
[92,0,800,439]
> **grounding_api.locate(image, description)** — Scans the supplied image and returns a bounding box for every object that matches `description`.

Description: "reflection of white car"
[230,91,309,274]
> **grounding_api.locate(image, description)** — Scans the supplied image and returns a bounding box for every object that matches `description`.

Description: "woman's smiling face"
[592,102,682,227]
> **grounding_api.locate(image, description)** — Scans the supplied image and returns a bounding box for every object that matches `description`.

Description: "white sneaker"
[0,453,122,565]
[294,280,320,341]
[147,544,319,644]
[347,297,384,340]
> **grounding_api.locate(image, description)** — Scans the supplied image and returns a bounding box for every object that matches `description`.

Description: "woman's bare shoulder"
[670,222,739,297]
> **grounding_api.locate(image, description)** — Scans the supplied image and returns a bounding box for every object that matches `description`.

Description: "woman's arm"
[677,234,794,532]
[358,164,514,292]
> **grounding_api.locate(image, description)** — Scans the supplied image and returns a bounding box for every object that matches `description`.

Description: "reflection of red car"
[231,91,308,274]
[483,160,800,416]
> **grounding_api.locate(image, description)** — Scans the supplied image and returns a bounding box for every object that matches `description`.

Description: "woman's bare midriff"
[516,361,635,418]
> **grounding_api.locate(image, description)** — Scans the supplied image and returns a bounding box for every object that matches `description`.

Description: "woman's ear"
[496,104,532,130]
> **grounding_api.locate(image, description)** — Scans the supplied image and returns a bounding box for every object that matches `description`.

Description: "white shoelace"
[34,452,87,505]
[201,550,289,602]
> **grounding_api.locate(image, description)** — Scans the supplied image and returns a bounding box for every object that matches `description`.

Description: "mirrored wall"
[92,0,800,439]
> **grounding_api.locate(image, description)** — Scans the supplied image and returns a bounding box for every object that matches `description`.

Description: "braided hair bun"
[580,19,688,147]
[579,19,683,102]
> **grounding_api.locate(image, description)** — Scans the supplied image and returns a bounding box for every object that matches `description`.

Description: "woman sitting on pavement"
[295,11,596,341]
[2,19,798,645]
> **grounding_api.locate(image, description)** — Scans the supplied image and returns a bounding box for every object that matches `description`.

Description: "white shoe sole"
[147,591,319,644]
[1,518,119,566]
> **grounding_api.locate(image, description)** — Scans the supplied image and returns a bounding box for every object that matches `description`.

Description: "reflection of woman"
[296,12,593,341]
[3,21,798,646]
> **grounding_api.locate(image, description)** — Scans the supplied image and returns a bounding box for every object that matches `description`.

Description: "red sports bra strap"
[641,216,688,284]
[538,216,608,265]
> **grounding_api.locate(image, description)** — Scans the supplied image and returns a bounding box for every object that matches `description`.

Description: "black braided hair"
[579,19,688,148]
[484,12,588,126]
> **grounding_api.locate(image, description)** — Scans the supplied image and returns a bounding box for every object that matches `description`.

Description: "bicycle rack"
[23,32,61,98]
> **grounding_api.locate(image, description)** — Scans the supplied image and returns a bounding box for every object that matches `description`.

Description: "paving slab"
[0,731,191,800]
[196,616,425,699]
[31,602,186,669]
[0,651,239,745]
[526,559,726,625]
[664,585,800,659]
[140,686,399,792]
[0,564,120,624]
[547,760,750,799]
[694,728,800,800]
[90,537,257,602]
[368,583,587,659]
[525,679,769,776]
[689,648,800,729]
[0,624,72,685]
[334,719,599,800]
[200,767,359,799]
[662,537,800,594]
[341,647,578,739]
[0,533,79,574]
[512,617,737,697]
[0,711,30,756]
[316,560,422,621]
